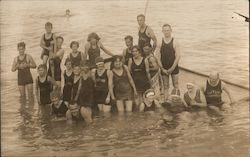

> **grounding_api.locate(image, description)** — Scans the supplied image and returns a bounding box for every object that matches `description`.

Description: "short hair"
[112,55,123,63]
[37,64,47,70]
[50,90,61,99]
[143,42,152,48]
[124,35,133,41]
[17,42,26,48]
[87,32,101,42]
[56,36,64,42]
[162,24,172,29]
[45,22,53,27]
[80,60,91,68]
[70,41,79,48]
[137,14,145,19]
[131,45,142,54]
[64,58,72,66]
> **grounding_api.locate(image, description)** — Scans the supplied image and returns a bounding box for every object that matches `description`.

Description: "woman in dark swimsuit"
[128,45,151,110]
[62,58,74,102]
[109,55,137,113]
[84,32,114,68]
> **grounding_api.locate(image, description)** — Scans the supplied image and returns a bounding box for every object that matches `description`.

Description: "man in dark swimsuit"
[40,22,57,65]
[156,24,181,101]
[201,72,235,111]
[122,35,134,65]
[137,14,157,55]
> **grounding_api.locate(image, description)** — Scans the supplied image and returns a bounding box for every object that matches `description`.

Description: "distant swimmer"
[65,9,70,17]
[201,72,235,112]
[234,12,249,22]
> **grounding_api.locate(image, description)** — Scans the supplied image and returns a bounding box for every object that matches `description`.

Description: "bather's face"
[162,26,172,38]
[18,46,25,55]
[125,39,133,48]
[73,66,81,76]
[114,59,122,68]
[137,16,145,27]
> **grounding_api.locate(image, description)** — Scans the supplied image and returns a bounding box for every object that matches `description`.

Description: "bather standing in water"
[12,42,37,101]
[109,55,137,113]
[84,32,114,69]
[128,45,151,110]
[50,90,68,121]
[91,57,112,113]
[201,72,235,113]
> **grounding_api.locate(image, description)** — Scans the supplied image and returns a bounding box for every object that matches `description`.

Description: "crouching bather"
[50,90,68,121]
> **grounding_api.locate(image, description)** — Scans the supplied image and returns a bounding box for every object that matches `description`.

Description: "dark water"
[1,0,249,156]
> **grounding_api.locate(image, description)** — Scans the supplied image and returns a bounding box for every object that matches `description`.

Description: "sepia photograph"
[1,0,249,156]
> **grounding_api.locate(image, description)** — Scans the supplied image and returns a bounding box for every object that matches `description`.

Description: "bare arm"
[61,71,65,94]
[84,43,90,60]
[99,41,114,56]
[53,34,57,54]
[11,57,18,72]
[27,55,37,69]
[35,78,40,104]
[127,58,132,72]
[91,69,96,82]
[40,35,49,50]
[122,49,127,64]
[54,49,64,60]
[147,27,157,53]
[124,65,137,94]
[48,76,58,89]
[108,71,115,99]
[144,58,152,86]
[222,82,234,104]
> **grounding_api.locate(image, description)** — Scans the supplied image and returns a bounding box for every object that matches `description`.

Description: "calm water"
[1,0,249,157]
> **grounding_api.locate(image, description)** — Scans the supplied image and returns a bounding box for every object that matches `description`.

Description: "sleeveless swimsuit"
[204,80,223,107]
[88,45,100,68]
[131,57,150,93]
[160,38,179,75]
[113,67,133,100]
[43,33,54,57]
[138,26,151,54]
[70,52,82,67]
[94,70,109,104]
[51,101,68,117]
[17,54,33,86]
[63,70,74,102]
[38,75,52,105]
[48,57,62,81]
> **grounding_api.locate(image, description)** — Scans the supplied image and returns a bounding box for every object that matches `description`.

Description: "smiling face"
[73,66,81,76]
[51,96,60,105]
[132,47,140,58]
[125,38,133,48]
[38,67,46,77]
[113,58,123,69]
